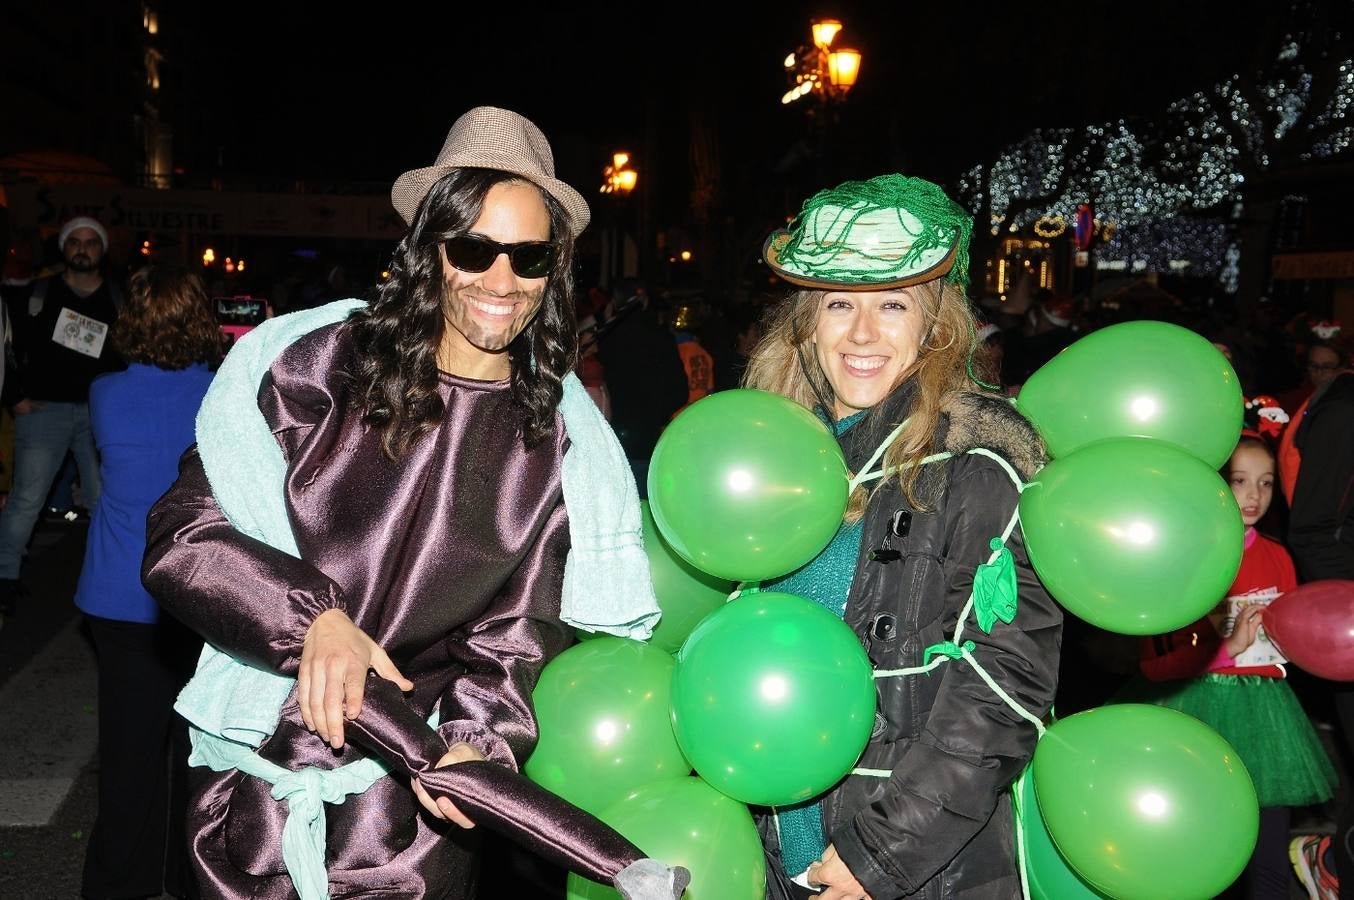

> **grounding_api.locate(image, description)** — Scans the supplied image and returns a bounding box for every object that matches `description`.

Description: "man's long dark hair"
[348,169,578,458]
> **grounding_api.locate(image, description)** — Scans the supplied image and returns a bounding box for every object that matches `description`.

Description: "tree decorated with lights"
[1161,2,1352,299]
[956,122,1203,289]
[957,2,1352,299]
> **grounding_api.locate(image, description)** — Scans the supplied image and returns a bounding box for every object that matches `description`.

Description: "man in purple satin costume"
[143,108,652,898]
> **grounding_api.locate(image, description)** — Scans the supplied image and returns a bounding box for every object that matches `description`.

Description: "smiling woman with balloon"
[734,174,1063,900]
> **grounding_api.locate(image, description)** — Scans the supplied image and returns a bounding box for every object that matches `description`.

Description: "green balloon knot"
[923,640,975,667]
[973,539,1018,634]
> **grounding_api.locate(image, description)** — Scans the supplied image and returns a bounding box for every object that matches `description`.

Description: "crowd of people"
[0,104,1349,900]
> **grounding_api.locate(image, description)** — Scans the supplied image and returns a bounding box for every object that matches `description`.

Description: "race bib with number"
[51,307,109,359]
[1211,587,1286,668]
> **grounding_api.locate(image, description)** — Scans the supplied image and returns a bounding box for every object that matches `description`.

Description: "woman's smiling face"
[814,288,928,418]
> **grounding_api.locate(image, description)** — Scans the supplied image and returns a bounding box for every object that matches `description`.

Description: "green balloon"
[525,637,690,815]
[565,777,766,900]
[1032,705,1258,900]
[1019,437,1244,635]
[1016,320,1243,468]
[1014,769,1109,900]
[670,592,875,807]
[641,501,734,653]
[647,389,849,582]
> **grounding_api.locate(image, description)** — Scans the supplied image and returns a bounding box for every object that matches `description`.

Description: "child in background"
[1125,398,1336,899]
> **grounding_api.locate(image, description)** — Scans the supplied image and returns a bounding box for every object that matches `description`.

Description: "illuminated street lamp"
[781,18,862,106]
[600,151,638,195]
[599,151,639,287]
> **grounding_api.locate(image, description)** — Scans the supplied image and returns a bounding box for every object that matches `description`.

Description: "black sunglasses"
[442,234,557,279]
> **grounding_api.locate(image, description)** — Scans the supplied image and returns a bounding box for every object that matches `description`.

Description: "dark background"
[165,2,1271,208]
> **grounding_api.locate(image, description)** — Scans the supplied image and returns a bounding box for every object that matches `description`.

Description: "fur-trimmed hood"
[838,386,1048,484]
[939,391,1047,482]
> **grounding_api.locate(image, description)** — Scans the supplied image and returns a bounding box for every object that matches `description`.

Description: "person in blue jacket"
[75,263,220,900]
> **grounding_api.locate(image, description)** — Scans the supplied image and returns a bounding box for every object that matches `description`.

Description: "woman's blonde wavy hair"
[741,280,982,520]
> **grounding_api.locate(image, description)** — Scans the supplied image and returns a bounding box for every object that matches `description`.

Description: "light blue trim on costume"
[188,710,436,900]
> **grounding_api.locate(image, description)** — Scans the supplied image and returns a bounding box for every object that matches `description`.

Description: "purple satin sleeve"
[142,446,343,674]
[350,674,644,883]
[435,496,572,768]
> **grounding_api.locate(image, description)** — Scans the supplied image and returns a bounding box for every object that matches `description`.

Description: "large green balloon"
[566,777,766,900]
[669,592,875,807]
[1014,769,1109,900]
[647,389,849,582]
[641,501,734,653]
[1016,320,1243,468]
[1032,705,1258,900]
[1019,437,1243,635]
[525,637,690,815]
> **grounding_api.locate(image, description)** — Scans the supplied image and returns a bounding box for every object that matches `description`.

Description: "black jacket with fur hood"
[763,384,1062,900]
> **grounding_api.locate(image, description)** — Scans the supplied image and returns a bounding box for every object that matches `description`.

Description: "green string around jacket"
[847,443,1045,900]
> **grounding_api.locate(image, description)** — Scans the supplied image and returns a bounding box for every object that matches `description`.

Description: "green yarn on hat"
[777,174,973,289]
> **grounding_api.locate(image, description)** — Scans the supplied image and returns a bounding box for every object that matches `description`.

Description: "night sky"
[172,1,1269,209]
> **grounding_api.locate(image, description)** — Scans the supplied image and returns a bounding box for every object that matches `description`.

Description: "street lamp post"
[780,19,862,109]
[599,151,638,290]
[780,19,862,189]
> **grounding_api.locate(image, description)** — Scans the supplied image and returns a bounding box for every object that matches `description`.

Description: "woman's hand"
[1224,604,1266,658]
[411,742,486,827]
[808,844,873,900]
[298,608,413,749]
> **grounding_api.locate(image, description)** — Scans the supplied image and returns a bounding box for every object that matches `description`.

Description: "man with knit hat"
[143,107,681,899]
[0,215,122,618]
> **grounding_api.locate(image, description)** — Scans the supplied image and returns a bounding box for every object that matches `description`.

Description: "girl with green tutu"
[1123,400,1336,898]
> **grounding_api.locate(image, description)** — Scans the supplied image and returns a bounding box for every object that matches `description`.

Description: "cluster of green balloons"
[531,389,873,896]
[647,391,872,808]
[537,324,1260,897]
[1016,321,1245,635]
[1014,321,1260,899]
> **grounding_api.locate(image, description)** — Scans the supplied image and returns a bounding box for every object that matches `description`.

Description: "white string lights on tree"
[957,22,1353,289]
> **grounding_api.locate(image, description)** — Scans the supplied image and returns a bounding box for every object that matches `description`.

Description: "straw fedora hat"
[391,106,590,236]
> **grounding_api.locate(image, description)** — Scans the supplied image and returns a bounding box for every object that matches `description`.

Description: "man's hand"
[808,844,873,900]
[412,742,486,828]
[297,608,413,749]
[12,399,41,416]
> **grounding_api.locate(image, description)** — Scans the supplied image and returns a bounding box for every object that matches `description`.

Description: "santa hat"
[57,216,109,250]
[1241,394,1289,442]
[1311,320,1342,341]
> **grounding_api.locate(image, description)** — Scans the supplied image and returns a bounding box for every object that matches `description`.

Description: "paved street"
[0,520,567,899]
[0,522,115,899]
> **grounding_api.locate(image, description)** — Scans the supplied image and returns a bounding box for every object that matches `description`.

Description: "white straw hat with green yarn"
[763,174,974,291]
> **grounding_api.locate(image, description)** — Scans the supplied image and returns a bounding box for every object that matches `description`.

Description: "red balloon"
[1261,580,1354,681]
